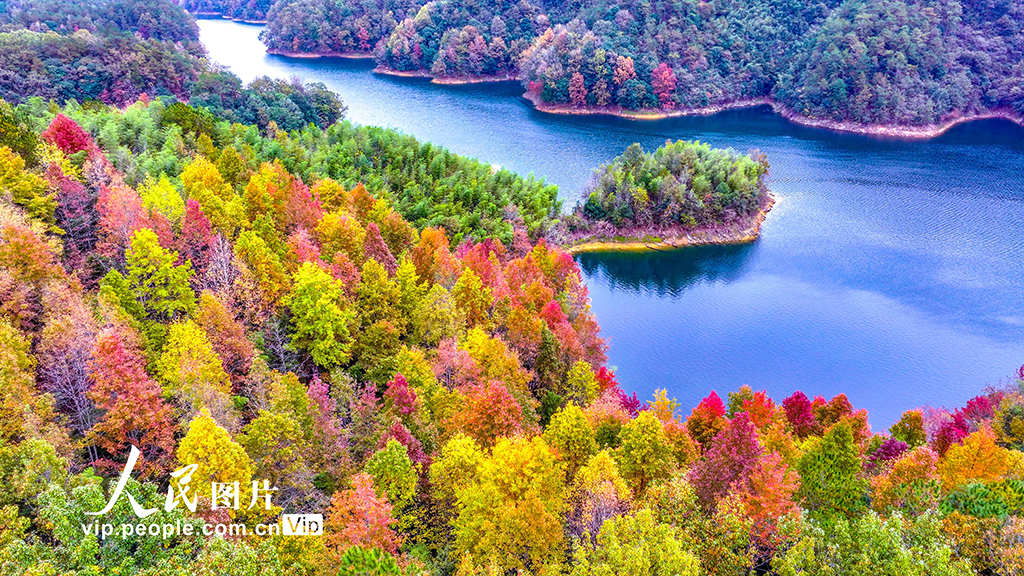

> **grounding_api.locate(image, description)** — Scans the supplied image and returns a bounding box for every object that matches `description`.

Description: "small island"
[562,140,774,254]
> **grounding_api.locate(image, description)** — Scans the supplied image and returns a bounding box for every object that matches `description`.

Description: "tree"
[138,174,185,225]
[569,72,588,107]
[650,63,677,109]
[563,360,599,406]
[452,267,492,329]
[40,114,93,155]
[737,452,801,554]
[616,411,674,494]
[570,508,701,576]
[363,223,397,275]
[796,420,868,518]
[690,411,763,509]
[0,146,57,231]
[454,436,565,573]
[124,227,195,320]
[282,261,355,368]
[88,328,177,478]
[195,291,254,390]
[451,380,524,447]
[237,410,316,510]
[544,404,597,479]
[413,283,464,347]
[939,428,1024,491]
[566,450,632,543]
[871,446,939,514]
[156,320,233,422]
[430,433,485,521]
[177,408,253,500]
[613,56,636,86]
[182,156,235,233]
[37,285,99,450]
[326,473,401,555]
[772,512,972,576]
[686,391,727,450]
[782,391,816,438]
[364,439,418,513]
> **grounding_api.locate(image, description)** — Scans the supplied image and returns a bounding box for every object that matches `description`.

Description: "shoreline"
[431,74,516,85]
[372,66,516,84]
[523,92,1024,139]
[268,49,374,60]
[372,66,433,79]
[565,194,776,254]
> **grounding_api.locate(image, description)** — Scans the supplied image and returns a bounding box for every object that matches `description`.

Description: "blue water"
[200,19,1024,427]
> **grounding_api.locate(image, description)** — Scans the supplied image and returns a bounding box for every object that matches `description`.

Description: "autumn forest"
[0,0,1023,575]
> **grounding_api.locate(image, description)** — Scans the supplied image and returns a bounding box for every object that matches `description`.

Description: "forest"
[0,1,1022,575]
[1,87,1024,575]
[257,0,1024,127]
[0,0,345,131]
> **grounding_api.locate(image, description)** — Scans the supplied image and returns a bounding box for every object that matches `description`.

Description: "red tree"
[364,223,397,275]
[651,63,678,109]
[180,199,216,272]
[690,411,763,509]
[782,391,816,437]
[41,114,94,155]
[451,380,523,447]
[87,328,177,478]
[326,472,401,554]
[686,390,727,450]
[384,373,418,417]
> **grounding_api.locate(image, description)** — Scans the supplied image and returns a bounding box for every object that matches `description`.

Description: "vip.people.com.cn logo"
[82,444,322,539]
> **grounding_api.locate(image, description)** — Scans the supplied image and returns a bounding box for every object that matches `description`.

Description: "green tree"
[364,439,418,512]
[570,508,701,576]
[616,411,674,494]
[773,512,972,576]
[796,420,868,518]
[124,227,195,320]
[282,262,355,367]
[544,404,597,480]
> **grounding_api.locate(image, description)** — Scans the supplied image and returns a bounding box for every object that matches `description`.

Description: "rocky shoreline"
[523,93,1024,139]
[564,194,776,255]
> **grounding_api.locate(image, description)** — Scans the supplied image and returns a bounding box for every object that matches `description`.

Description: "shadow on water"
[575,242,759,298]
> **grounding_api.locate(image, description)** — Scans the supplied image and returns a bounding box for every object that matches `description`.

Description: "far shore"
[524,92,1024,139]
[268,49,375,60]
[564,194,776,255]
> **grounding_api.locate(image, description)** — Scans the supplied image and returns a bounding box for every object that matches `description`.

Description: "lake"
[199,18,1024,427]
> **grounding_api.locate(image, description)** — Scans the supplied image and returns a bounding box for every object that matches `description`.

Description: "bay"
[199,18,1024,426]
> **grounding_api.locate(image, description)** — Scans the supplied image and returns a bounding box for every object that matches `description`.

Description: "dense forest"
[1,1,1023,575]
[571,141,769,235]
[0,0,345,131]
[259,0,1024,127]
[2,92,1024,576]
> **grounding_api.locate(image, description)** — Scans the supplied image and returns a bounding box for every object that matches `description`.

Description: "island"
[561,141,774,253]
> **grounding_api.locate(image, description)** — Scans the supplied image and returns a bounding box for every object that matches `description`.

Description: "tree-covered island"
[561,141,773,253]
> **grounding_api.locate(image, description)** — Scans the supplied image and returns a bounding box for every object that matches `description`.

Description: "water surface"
[200,19,1024,426]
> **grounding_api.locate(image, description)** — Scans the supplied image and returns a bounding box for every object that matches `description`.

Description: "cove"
[199,18,1024,427]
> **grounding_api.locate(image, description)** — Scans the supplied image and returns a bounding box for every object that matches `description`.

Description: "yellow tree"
[939,428,1024,491]
[177,408,253,501]
[454,436,566,573]
[157,320,233,424]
